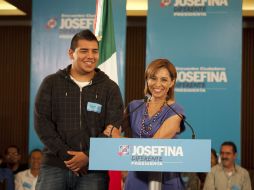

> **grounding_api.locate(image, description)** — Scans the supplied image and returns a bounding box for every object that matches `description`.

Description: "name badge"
[22,182,32,189]
[231,185,240,190]
[87,102,102,113]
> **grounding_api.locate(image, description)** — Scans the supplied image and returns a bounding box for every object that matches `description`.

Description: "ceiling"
[242,0,254,16]
[0,0,253,21]
[0,0,31,21]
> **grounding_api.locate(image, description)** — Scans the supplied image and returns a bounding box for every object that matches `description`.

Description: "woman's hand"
[103,124,122,138]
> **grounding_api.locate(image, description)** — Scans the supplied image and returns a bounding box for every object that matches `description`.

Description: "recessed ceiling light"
[0,0,26,16]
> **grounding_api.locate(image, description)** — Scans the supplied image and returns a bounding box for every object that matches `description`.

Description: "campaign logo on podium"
[118,145,130,156]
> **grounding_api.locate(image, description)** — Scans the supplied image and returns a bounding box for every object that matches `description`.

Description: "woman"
[104,59,186,190]
[210,148,218,167]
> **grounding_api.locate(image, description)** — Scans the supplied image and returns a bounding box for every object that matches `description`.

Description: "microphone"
[109,95,149,136]
[166,103,196,139]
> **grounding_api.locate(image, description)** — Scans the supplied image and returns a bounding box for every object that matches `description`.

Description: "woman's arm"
[152,114,182,139]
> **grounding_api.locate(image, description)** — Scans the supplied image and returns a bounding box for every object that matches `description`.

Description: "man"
[15,149,42,190]
[3,145,28,174]
[203,141,251,190]
[34,29,123,190]
[0,153,14,190]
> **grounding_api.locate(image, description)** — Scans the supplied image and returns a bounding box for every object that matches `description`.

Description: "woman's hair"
[144,59,177,100]
[211,148,218,161]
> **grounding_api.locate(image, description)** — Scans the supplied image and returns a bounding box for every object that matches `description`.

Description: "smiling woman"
[104,58,186,190]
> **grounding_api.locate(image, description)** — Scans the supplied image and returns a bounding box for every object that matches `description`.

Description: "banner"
[147,0,242,160]
[29,0,126,151]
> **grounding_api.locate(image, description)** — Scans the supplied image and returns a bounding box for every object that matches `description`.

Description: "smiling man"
[15,149,42,190]
[203,141,251,190]
[34,29,124,190]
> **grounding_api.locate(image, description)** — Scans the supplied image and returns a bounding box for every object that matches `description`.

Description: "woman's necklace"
[139,100,166,138]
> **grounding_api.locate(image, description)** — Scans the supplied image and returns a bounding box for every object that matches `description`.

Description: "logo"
[160,0,172,7]
[45,18,57,29]
[44,14,95,39]
[118,145,130,156]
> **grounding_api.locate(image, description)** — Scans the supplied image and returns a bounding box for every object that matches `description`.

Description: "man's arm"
[242,170,252,190]
[65,84,123,173]
[14,172,23,190]
[203,171,216,190]
[34,76,71,161]
[105,84,124,128]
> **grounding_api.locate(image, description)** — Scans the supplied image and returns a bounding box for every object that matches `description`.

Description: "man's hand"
[72,166,88,176]
[64,151,89,172]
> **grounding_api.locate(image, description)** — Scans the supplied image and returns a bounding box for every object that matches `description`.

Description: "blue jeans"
[36,165,108,190]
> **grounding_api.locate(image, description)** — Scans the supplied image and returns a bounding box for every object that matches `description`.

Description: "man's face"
[30,151,42,170]
[5,147,21,164]
[69,39,99,75]
[220,145,236,169]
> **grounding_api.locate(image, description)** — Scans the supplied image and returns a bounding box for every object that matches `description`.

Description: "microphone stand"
[148,172,162,190]
[110,96,149,137]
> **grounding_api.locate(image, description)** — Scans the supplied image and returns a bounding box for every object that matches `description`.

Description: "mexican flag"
[94,0,118,84]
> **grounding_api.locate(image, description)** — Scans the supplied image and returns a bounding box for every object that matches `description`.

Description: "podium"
[89,138,211,189]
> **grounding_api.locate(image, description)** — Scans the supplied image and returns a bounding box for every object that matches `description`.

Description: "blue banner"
[89,138,211,172]
[29,0,126,151]
[147,0,242,159]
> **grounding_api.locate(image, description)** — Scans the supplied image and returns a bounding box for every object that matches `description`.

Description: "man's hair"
[221,141,237,153]
[29,149,42,158]
[70,29,98,51]
[4,145,20,155]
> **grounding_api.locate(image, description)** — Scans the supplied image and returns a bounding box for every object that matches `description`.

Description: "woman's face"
[147,67,174,100]
[211,152,218,167]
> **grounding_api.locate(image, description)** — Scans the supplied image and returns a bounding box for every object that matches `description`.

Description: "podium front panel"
[89,138,211,172]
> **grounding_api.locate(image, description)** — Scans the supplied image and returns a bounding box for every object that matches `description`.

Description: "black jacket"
[34,65,124,169]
